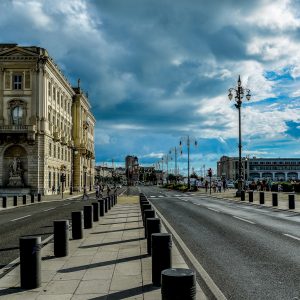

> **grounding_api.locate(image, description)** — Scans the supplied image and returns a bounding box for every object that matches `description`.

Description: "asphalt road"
[0,188,126,274]
[140,186,300,300]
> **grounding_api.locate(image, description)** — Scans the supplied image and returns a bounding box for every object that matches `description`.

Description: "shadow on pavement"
[90,284,160,299]
[58,254,148,273]
[91,227,143,234]
[79,237,144,249]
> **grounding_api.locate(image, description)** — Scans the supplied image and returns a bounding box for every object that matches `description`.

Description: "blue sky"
[1,0,300,175]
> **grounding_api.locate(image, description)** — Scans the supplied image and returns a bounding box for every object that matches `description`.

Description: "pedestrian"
[205,180,208,193]
[52,185,55,194]
[82,185,89,201]
[106,184,111,196]
[217,181,222,193]
[96,184,100,198]
[222,179,227,192]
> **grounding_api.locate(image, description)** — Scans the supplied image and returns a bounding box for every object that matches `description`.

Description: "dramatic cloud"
[1,0,300,172]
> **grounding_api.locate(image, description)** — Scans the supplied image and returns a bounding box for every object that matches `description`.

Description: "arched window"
[9,100,26,125]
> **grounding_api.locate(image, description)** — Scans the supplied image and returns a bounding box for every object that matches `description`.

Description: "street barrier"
[31,194,34,203]
[146,217,161,255]
[259,192,265,204]
[22,195,27,205]
[20,236,41,289]
[107,196,111,210]
[141,204,152,222]
[98,199,105,216]
[152,233,172,287]
[54,220,69,257]
[241,190,245,201]
[104,197,108,213]
[144,209,156,236]
[2,196,7,208]
[72,211,83,239]
[84,205,93,229]
[92,202,100,222]
[248,191,253,202]
[272,193,278,206]
[13,195,17,206]
[289,194,295,209]
[161,268,196,300]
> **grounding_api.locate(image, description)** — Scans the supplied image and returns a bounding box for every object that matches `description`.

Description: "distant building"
[0,44,95,195]
[217,156,300,181]
[125,155,139,185]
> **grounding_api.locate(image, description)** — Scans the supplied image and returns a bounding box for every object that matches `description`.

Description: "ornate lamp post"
[228,75,251,197]
[169,147,179,183]
[179,136,197,190]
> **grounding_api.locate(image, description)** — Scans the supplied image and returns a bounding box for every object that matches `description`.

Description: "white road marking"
[63,203,71,206]
[149,196,156,198]
[158,195,164,198]
[43,207,56,212]
[283,233,300,241]
[10,215,31,222]
[208,207,220,213]
[233,216,255,224]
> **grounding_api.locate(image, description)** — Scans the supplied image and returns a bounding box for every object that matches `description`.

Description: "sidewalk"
[197,189,300,213]
[0,197,205,299]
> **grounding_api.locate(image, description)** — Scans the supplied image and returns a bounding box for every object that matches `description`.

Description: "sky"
[1,0,300,175]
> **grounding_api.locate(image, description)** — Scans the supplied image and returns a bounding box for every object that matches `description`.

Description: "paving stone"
[75,279,110,295]
[42,280,80,295]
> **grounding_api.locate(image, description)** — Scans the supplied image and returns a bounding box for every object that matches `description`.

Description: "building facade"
[217,156,300,181]
[0,44,95,195]
[125,155,139,185]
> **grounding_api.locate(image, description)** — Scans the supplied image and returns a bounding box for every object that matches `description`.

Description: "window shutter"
[25,71,30,89]
[4,71,11,89]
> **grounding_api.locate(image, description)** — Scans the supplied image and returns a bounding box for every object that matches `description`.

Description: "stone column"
[0,68,4,125]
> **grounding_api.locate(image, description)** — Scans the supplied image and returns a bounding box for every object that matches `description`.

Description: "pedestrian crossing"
[149,193,196,198]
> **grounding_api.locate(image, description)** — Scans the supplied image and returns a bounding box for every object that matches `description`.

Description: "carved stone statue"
[8,157,24,186]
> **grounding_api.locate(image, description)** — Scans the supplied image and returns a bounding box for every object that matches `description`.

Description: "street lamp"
[179,135,197,190]
[228,75,251,197]
[169,147,179,183]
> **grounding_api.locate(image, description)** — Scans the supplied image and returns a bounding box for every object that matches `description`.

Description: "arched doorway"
[3,145,28,187]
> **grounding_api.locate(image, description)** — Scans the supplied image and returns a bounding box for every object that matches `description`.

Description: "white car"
[227,182,235,188]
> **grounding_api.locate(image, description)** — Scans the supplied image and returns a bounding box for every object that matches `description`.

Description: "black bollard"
[84,205,93,229]
[110,195,114,208]
[114,194,117,205]
[92,202,99,222]
[152,233,172,287]
[31,194,34,203]
[72,211,83,239]
[2,196,7,208]
[241,190,245,201]
[289,194,295,209]
[161,268,196,300]
[20,236,41,289]
[141,204,152,222]
[248,191,253,203]
[143,209,155,229]
[38,193,42,202]
[146,218,161,255]
[107,196,111,210]
[13,195,17,206]
[22,195,27,205]
[54,220,69,257]
[104,197,108,213]
[272,193,278,206]
[259,192,265,204]
[98,199,105,216]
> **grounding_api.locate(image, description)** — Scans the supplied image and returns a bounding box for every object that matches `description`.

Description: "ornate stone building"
[0,44,95,195]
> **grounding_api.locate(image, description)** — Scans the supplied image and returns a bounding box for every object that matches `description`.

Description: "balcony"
[0,124,36,142]
[61,136,67,145]
[53,131,61,141]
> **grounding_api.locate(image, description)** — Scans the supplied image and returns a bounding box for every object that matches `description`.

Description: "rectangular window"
[49,172,51,189]
[53,87,56,100]
[24,71,30,89]
[13,75,22,90]
[48,82,51,96]
[54,144,56,158]
[49,143,52,156]
[5,71,11,89]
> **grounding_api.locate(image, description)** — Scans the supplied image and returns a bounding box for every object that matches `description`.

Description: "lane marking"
[208,207,220,213]
[233,216,255,224]
[62,203,71,206]
[283,233,300,241]
[10,215,31,222]
[43,207,56,212]
[149,200,227,300]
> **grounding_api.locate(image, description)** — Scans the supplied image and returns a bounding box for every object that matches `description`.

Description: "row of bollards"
[240,191,296,209]
[139,193,196,300]
[2,194,41,208]
[19,193,118,289]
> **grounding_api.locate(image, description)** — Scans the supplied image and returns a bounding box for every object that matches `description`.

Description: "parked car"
[227,182,235,188]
